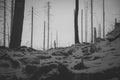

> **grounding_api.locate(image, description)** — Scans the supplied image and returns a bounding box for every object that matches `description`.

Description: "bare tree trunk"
[31,7,33,48]
[8,25,9,46]
[9,0,25,49]
[56,31,58,47]
[94,27,97,42]
[47,1,50,49]
[3,0,6,46]
[81,9,83,43]
[85,0,88,42]
[43,21,46,50]
[103,0,105,39]
[115,18,117,24]
[9,0,14,46]
[54,40,56,49]
[98,24,101,38]
[91,0,93,43]
[74,0,80,44]
[50,32,52,48]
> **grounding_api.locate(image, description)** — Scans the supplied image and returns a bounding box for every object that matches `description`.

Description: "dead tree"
[115,18,117,26]
[98,24,101,38]
[94,27,97,42]
[54,40,56,49]
[9,0,25,49]
[47,1,50,49]
[9,0,14,46]
[31,7,33,48]
[103,0,105,39]
[43,21,46,50]
[56,31,58,47]
[74,0,80,44]
[3,0,6,46]
[91,0,93,43]
[8,25,10,45]
[81,9,83,43]
[85,0,88,42]
[50,32,52,48]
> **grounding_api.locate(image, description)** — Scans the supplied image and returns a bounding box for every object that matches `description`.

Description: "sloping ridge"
[106,23,120,41]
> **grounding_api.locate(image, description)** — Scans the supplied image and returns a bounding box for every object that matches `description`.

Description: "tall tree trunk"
[31,7,33,48]
[81,9,83,43]
[74,0,80,44]
[50,32,52,48]
[3,0,6,46]
[56,31,58,47]
[94,27,97,42]
[115,18,117,24]
[103,0,105,39]
[54,40,56,49]
[91,0,93,43]
[43,21,46,50]
[9,0,25,49]
[85,0,88,42]
[98,24,101,38]
[8,25,10,46]
[9,0,14,47]
[47,1,50,49]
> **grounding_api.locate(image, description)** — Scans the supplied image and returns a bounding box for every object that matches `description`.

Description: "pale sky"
[20,0,120,49]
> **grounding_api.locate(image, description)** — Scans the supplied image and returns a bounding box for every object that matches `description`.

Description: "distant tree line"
[0,0,107,49]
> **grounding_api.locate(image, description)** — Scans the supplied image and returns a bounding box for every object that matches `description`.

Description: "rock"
[36,55,52,59]
[74,58,88,70]
[52,51,69,56]
[19,57,40,65]
[0,53,20,69]
[26,63,58,80]
[14,46,37,52]
[57,63,74,80]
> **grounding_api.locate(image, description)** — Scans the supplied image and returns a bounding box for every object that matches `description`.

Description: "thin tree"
[98,24,101,38]
[9,0,25,49]
[9,0,14,47]
[7,23,10,46]
[31,7,33,48]
[91,0,93,43]
[56,31,58,47]
[115,18,117,24]
[103,0,105,38]
[54,40,56,49]
[85,0,88,42]
[81,9,83,43]
[43,21,46,50]
[47,1,50,49]
[94,27,96,42]
[74,0,80,44]
[3,0,6,46]
[50,32,52,48]
[10,0,14,40]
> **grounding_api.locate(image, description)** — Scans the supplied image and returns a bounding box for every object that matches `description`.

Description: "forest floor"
[0,36,120,80]
[0,24,120,80]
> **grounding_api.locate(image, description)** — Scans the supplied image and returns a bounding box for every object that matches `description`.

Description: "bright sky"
[21,0,120,50]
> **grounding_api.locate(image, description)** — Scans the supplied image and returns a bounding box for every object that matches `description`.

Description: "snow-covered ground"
[0,24,120,80]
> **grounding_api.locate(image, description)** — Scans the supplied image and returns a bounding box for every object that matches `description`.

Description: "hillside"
[0,23,120,80]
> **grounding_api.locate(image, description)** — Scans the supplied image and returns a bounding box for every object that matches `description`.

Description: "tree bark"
[94,27,97,43]
[9,0,25,49]
[81,9,83,43]
[91,0,93,43]
[74,0,80,44]
[3,0,6,46]
[43,21,46,50]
